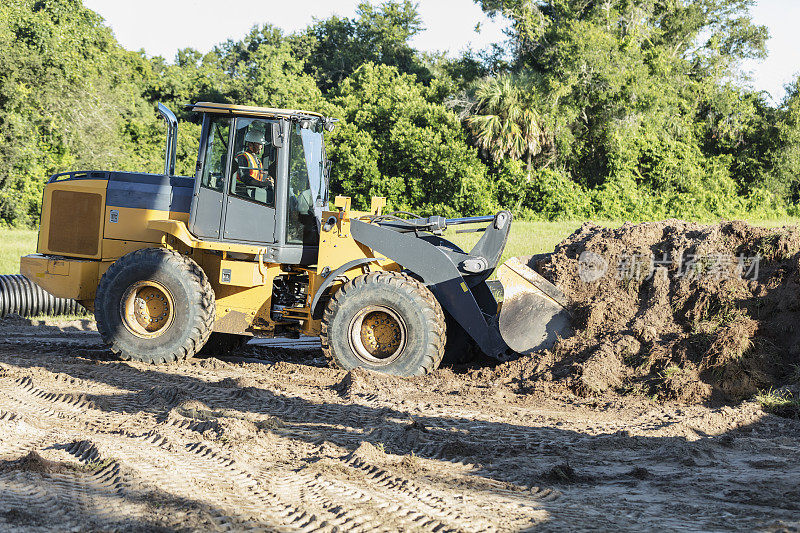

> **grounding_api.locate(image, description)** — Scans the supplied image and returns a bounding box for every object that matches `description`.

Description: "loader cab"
[187,102,330,265]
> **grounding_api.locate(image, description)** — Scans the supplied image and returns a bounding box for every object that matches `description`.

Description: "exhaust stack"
[157,103,178,176]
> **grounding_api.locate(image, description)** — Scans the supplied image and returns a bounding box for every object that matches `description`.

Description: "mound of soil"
[0,451,71,475]
[347,441,387,464]
[492,220,800,404]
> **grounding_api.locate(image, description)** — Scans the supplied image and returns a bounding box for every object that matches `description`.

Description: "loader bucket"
[496,255,573,354]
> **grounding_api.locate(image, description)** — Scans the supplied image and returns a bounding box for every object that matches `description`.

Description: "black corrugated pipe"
[0,275,87,317]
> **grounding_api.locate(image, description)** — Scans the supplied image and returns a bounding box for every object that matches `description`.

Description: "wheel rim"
[120,280,175,339]
[348,305,407,365]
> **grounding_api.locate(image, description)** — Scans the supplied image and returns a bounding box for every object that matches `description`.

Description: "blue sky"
[83,0,798,103]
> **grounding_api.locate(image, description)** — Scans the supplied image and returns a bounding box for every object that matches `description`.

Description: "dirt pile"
[0,451,72,475]
[492,220,800,404]
[335,366,419,400]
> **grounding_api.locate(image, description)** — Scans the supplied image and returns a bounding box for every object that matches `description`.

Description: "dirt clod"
[335,367,405,399]
[348,441,387,464]
[627,466,652,480]
[541,463,584,484]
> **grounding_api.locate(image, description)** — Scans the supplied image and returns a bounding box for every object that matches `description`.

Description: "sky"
[740,0,800,104]
[81,0,509,59]
[83,0,799,103]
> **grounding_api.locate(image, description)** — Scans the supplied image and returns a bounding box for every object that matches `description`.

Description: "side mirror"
[272,122,283,148]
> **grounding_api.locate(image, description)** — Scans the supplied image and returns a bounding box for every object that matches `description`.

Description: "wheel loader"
[20,102,571,376]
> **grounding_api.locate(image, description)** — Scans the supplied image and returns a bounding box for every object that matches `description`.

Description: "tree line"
[1,0,798,226]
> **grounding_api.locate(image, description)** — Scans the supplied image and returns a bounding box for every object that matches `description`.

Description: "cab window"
[286,122,323,245]
[229,118,279,207]
[200,117,230,192]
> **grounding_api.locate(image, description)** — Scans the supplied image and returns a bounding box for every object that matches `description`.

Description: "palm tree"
[467,75,547,179]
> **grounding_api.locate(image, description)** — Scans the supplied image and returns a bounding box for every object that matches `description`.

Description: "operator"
[233,129,274,203]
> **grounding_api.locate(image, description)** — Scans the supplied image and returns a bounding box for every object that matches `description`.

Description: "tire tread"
[320,270,445,375]
[94,248,215,364]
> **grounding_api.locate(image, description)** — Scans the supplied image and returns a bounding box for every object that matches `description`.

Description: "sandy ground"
[0,318,798,532]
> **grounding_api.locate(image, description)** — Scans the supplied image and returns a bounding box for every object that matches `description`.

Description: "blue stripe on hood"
[105,172,194,213]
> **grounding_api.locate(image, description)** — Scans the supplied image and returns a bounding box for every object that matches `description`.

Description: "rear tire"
[94,248,215,364]
[321,271,445,377]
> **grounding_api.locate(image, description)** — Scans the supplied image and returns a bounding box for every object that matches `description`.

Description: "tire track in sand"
[0,369,545,531]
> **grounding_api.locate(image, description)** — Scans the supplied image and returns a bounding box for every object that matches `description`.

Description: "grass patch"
[755,389,800,419]
[3,221,593,278]
[747,218,800,228]
[447,217,800,267]
[446,220,614,266]
[661,365,682,378]
[26,313,91,321]
[0,228,38,274]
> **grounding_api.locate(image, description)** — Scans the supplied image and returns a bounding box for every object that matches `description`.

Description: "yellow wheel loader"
[20,102,571,375]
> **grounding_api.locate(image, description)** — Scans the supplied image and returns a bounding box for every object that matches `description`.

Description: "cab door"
[189,115,230,240]
[220,117,279,244]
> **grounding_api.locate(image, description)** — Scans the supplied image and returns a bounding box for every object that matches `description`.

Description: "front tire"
[94,248,215,364]
[321,271,445,376]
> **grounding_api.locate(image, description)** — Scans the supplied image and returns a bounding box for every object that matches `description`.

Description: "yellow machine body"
[22,170,394,337]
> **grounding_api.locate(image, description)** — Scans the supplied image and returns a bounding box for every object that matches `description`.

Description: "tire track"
[2,331,800,531]
[0,444,221,531]
[0,463,144,530]
[0,368,551,531]
[0,376,290,529]
[271,468,458,532]
[1,372,451,530]
[244,418,548,531]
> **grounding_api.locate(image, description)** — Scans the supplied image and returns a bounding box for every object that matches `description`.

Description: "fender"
[310,257,381,319]
[146,220,264,254]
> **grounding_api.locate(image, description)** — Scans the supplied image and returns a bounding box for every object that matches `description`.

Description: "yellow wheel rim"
[349,306,407,364]
[120,280,175,339]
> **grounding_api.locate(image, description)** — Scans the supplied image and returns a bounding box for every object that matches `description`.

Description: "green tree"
[0,0,790,227]
[0,0,163,226]
[293,1,430,93]
[470,0,773,219]
[466,74,548,177]
[329,63,495,216]
[145,48,233,120]
[143,23,336,175]
[148,25,326,115]
[770,77,800,208]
